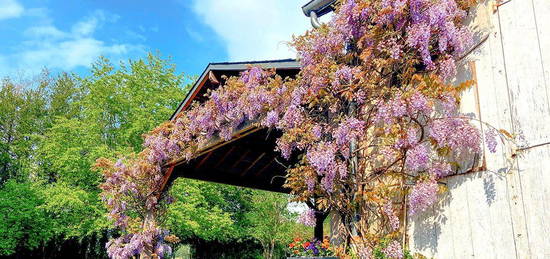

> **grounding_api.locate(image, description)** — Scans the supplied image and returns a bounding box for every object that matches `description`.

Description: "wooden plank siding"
[407,1,550,258]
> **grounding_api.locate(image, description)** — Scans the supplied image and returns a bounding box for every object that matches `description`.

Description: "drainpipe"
[309,11,322,28]
[302,0,336,28]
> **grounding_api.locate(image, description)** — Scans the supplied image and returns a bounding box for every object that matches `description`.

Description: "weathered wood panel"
[498,0,550,257]
[408,1,550,258]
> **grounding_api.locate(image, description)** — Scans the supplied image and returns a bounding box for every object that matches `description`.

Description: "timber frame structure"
[160,59,301,194]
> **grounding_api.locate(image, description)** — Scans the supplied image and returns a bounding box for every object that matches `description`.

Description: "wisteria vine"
[95,0,512,258]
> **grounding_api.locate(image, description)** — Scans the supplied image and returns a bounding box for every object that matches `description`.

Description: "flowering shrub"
[95,0,514,258]
[288,237,333,257]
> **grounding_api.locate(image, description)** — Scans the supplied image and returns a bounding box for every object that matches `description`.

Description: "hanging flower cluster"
[297,208,317,227]
[96,0,509,258]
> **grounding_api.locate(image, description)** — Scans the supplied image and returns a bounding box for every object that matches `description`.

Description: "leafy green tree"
[39,183,109,238]
[37,116,112,189]
[80,54,187,152]
[0,180,53,255]
[36,54,187,187]
[45,72,83,121]
[0,75,49,184]
[246,191,311,259]
[166,179,236,242]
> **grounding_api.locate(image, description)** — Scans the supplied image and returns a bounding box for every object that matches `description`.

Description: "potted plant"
[287,237,338,259]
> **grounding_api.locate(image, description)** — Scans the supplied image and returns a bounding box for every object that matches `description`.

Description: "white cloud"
[124,29,147,41]
[1,10,144,75]
[19,38,139,71]
[185,26,203,42]
[24,25,67,39]
[0,0,24,20]
[192,0,312,61]
[71,10,119,36]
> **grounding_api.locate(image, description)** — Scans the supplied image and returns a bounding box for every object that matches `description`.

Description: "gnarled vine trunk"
[140,211,156,259]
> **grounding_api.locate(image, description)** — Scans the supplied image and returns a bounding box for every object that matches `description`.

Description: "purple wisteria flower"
[306,142,338,174]
[263,110,279,127]
[383,240,404,259]
[333,117,365,147]
[408,178,438,215]
[429,118,481,155]
[312,124,323,139]
[383,201,400,231]
[408,91,432,116]
[405,143,429,172]
[485,128,498,153]
[297,209,316,227]
[429,161,452,178]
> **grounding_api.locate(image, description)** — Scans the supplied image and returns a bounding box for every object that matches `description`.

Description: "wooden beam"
[254,157,275,177]
[232,149,250,169]
[214,146,236,168]
[196,151,214,169]
[158,164,175,194]
[469,61,487,169]
[240,152,266,177]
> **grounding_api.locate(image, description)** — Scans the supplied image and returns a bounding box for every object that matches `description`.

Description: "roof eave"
[169,59,300,120]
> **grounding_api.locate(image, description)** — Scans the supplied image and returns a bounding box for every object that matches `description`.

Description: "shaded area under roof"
[165,126,292,193]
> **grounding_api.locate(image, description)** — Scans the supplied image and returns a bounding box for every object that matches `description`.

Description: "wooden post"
[306,199,329,241]
[314,211,329,241]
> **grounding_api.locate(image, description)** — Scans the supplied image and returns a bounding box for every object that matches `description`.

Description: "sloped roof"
[170,59,300,120]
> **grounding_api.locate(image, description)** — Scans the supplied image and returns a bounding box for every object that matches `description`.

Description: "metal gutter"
[302,0,336,28]
[301,0,336,17]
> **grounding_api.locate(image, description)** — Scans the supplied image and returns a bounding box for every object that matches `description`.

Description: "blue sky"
[0,0,314,78]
